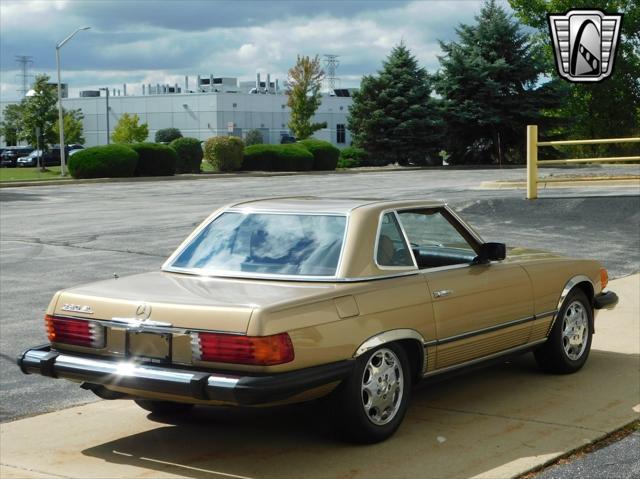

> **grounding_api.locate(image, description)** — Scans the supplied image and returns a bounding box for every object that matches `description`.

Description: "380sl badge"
[61,304,93,314]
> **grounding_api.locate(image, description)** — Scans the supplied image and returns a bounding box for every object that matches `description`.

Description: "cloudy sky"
[0,0,506,100]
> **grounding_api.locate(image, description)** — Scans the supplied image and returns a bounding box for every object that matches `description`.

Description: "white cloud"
[0,0,508,101]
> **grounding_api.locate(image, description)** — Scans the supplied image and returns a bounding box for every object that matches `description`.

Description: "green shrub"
[129,143,177,176]
[68,144,138,179]
[245,129,265,146]
[242,144,278,170]
[297,139,339,170]
[204,136,244,171]
[242,144,314,171]
[155,127,182,143]
[337,157,358,168]
[170,137,203,173]
[339,146,369,168]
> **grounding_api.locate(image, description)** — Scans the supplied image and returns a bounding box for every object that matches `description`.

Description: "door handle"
[433,289,453,298]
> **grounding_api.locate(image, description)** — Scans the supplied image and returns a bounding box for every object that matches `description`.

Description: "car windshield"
[169,212,347,277]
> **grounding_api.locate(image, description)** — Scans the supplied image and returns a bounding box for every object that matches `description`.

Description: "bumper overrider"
[594,291,618,310]
[18,345,354,405]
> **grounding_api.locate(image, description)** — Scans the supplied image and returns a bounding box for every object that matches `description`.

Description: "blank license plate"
[128,332,171,361]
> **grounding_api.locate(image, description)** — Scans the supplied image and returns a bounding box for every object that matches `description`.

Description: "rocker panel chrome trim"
[423,339,547,378]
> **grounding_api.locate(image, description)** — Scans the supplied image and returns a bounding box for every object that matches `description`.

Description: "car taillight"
[190,332,294,365]
[600,268,609,290]
[45,315,105,348]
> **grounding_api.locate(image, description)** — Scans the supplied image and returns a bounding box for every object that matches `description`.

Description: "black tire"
[534,288,593,374]
[134,399,194,416]
[332,342,411,444]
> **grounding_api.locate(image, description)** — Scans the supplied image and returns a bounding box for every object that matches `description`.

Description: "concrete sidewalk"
[1,275,638,479]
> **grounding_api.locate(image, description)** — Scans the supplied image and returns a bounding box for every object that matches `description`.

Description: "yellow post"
[526,125,538,200]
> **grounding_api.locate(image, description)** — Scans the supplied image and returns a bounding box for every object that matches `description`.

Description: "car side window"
[397,210,478,269]
[376,213,414,268]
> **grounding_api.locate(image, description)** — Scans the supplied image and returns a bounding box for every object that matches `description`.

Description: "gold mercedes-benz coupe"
[18,197,618,442]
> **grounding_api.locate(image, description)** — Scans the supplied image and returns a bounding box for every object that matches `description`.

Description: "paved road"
[1,166,639,422]
[536,431,640,479]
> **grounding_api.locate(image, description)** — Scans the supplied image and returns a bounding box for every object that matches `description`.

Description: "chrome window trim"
[373,209,419,271]
[393,205,485,272]
[443,204,485,245]
[162,209,350,281]
[164,268,421,283]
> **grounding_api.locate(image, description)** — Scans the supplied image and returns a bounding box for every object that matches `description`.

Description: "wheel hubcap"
[361,348,404,426]
[562,301,588,360]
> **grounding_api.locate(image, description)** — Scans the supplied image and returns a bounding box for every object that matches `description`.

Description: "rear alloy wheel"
[134,399,194,416]
[333,343,411,443]
[534,288,593,374]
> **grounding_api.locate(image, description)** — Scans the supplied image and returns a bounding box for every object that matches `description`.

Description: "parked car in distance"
[16,145,84,167]
[1,146,34,167]
[16,150,54,167]
[280,133,297,144]
[18,197,618,443]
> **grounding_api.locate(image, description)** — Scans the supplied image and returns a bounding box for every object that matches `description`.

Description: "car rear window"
[170,212,347,277]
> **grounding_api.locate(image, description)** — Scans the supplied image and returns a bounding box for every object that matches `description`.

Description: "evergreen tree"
[436,0,558,164]
[509,0,639,158]
[287,55,326,139]
[348,43,442,166]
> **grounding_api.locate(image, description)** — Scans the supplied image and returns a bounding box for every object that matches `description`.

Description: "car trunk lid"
[53,271,337,334]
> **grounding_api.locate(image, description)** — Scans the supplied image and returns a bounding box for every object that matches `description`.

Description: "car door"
[396,208,534,370]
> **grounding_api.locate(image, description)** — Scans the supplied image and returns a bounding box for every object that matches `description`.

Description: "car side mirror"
[475,242,506,263]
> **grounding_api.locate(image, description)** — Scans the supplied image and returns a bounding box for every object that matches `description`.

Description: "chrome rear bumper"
[18,345,353,405]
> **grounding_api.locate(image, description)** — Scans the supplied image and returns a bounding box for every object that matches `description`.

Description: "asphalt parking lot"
[1,166,639,422]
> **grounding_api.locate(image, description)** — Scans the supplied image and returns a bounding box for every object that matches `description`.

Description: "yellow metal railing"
[526,125,640,199]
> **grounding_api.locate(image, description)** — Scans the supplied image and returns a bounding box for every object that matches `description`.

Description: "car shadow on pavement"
[81,350,640,479]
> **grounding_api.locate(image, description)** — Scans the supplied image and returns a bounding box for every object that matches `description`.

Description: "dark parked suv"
[1,147,34,167]
[15,145,84,167]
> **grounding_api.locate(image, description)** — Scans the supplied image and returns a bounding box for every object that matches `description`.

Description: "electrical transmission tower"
[15,55,34,98]
[324,54,340,92]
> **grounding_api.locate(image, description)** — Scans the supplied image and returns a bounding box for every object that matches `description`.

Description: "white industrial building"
[0,74,355,148]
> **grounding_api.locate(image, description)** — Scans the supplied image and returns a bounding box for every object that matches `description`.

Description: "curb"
[0,167,430,188]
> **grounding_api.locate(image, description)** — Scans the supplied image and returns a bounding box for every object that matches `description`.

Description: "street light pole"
[56,26,90,176]
[99,87,110,144]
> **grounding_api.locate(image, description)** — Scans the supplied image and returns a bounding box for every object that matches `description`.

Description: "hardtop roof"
[228,196,445,214]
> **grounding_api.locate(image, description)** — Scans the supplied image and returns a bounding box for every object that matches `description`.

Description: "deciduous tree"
[111,113,149,144]
[509,0,640,158]
[0,103,23,146]
[287,55,326,139]
[53,109,85,145]
[20,74,58,149]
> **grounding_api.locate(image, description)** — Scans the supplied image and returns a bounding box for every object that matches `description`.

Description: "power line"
[15,55,34,98]
[324,54,340,92]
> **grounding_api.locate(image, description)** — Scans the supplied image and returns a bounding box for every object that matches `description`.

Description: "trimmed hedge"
[170,137,203,173]
[68,144,138,179]
[155,127,182,143]
[243,144,314,171]
[338,146,369,168]
[130,143,177,176]
[298,139,339,170]
[245,129,264,146]
[204,136,244,171]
